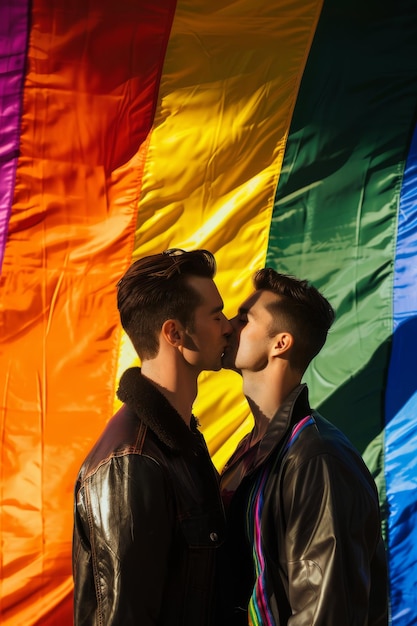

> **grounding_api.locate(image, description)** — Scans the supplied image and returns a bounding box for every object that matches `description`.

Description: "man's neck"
[141,358,198,428]
[242,366,302,435]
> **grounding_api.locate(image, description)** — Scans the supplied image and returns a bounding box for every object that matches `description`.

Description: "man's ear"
[271,332,294,356]
[161,319,184,347]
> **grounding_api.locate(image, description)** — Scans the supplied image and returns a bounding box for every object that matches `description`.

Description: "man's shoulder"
[76,405,163,483]
[291,412,359,458]
[311,412,362,455]
[283,412,376,487]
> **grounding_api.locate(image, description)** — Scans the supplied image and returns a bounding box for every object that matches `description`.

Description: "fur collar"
[117,367,200,453]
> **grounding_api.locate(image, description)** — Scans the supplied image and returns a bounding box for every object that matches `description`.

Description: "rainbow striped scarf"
[246,415,315,626]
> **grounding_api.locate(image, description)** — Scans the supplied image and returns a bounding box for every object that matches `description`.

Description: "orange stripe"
[0,1,176,623]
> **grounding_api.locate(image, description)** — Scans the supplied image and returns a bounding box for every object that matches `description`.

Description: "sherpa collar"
[117,367,200,453]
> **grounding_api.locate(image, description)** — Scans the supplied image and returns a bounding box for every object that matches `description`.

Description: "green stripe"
[248,599,261,626]
[266,0,417,486]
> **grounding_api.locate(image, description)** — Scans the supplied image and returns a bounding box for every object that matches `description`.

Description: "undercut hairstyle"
[117,249,216,360]
[253,268,335,373]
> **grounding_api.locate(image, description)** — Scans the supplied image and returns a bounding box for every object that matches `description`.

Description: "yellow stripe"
[116,0,324,470]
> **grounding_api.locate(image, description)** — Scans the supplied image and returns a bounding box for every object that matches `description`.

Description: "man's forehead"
[187,275,223,306]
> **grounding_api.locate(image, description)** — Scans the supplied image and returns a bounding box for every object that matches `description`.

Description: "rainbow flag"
[1,0,416,623]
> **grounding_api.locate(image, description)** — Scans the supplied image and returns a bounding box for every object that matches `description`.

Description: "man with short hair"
[73,248,232,626]
[218,268,388,625]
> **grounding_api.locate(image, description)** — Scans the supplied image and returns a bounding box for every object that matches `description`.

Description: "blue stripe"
[283,415,314,454]
[385,122,417,625]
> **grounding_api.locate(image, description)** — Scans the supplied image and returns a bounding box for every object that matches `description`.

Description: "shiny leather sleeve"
[73,453,175,625]
[273,452,388,625]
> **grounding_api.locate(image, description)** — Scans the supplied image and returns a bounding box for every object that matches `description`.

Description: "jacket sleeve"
[276,452,386,626]
[74,454,175,625]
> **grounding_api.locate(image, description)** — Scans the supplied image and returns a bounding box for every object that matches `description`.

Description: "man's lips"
[221,342,230,357]
[221,345,233,362]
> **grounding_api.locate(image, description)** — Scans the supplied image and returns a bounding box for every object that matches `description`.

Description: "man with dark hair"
[217,268,388,625]
[73,249,232,626]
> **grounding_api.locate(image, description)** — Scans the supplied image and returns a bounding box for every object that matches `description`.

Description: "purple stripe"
[0,0,30,272]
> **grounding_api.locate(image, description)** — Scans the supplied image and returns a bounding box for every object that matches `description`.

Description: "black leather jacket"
[72,367,225,625]
[217,384,388,625]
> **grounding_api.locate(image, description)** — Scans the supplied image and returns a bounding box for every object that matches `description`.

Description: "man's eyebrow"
[238,306,249,315]
[210,303,224,314]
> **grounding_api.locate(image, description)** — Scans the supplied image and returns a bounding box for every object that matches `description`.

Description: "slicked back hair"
[117,249,216,360]
[253,268,335,373]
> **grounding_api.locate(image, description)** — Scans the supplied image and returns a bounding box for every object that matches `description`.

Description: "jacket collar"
[253,383,312,470]
[117,367,200,453]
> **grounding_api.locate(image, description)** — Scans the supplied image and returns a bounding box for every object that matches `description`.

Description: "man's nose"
[229,315,239,331]
[223,314,233,336]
